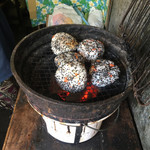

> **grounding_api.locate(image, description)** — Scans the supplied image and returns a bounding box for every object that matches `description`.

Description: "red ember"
[58,91,70,101]
[57,82,98,102]
[80,82,98,102]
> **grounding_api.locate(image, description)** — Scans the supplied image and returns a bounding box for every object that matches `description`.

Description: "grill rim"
[10,24,133,123]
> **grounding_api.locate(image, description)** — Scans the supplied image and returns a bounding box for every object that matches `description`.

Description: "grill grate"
[21,43,127,102]
[11,25,131,122]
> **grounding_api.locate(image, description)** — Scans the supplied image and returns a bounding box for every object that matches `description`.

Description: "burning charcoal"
[55,62,87,93]
[51,32,78,55]
[77,39,104,61]
[54,52,85,68]
[90,59,120,87]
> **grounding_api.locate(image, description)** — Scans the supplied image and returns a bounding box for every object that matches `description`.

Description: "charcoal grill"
[11,25,132,124]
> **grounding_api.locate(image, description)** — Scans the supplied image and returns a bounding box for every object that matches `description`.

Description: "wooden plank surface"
[3,90,142,150]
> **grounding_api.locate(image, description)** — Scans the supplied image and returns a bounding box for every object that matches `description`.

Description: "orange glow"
[57,82,98,102]
[64,77,68,82]
[109,74,113,77]
[58,91,70,101]
[75,53,78,59]
[80,82,98,102]
[96,59,101,62]
[110,64,114,67]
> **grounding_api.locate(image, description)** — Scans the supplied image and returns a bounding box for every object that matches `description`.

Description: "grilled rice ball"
[54,52,85,68]
[90,59,120,87]
[51,32,78,55]
[55,62,87,93]
[77,39,104,61]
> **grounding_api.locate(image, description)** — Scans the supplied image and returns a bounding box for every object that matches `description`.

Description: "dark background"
[0,0,34,148]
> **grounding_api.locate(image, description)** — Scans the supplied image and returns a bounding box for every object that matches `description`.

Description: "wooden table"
[3,90,142,150]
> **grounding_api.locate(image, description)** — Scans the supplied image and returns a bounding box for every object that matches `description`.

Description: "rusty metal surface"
[3,90,142,150]
[10,24,132,123]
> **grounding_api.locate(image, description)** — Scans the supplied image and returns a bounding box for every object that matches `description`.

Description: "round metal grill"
[11,25,132,122]
[21,41,127,102]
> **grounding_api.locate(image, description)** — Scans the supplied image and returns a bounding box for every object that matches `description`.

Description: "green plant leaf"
[96,4,102,10]
[43,0,50,5]
[61,0,73,5]
[80,0,87,5]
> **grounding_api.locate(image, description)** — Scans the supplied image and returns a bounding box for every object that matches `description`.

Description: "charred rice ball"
[54,52,85,68]
[55,62,87,93]
[77,39,105,61]
[51,32,78,55]
[90,59,120,87]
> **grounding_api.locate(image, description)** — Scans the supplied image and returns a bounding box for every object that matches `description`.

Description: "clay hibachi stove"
[11,25,132,144]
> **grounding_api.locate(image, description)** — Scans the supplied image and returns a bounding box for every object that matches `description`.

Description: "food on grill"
[55,62,87,93]
[51,32,78,55]
[54,52,85,68]
[77,39,105,61]
[90,59,120,87]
